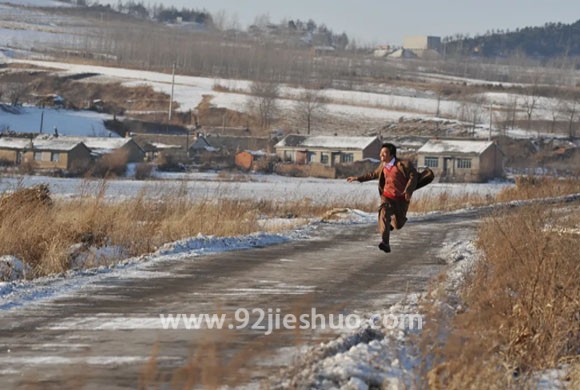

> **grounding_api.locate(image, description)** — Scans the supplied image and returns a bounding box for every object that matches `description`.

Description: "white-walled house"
[416,139,504,182]
[275,135,382,167]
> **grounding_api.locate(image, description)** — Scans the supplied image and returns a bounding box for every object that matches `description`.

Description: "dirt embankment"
[0,69,169,113]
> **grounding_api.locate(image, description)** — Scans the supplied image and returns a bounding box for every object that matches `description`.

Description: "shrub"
[135,163,154,180]
[91,149,129,177]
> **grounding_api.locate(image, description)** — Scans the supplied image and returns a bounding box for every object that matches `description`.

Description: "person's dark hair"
[381,143,397,157]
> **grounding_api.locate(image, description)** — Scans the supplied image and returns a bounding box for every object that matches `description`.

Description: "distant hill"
[443,19,580,59]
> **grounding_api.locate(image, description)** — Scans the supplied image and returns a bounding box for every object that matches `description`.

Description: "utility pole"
[168,62,175,121]
[39,110,44,133]
[488,103,493,141]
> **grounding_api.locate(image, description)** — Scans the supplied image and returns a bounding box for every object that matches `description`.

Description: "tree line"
[443,19,580,61]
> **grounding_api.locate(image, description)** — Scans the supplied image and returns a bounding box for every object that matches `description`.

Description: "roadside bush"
[91,149,129,178]
[134,163,154,180]
[17,160,36,175]
[496,176,580,201]
[156,153,185,172]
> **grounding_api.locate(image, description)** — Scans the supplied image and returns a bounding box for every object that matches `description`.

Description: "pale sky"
[102,0,580,46]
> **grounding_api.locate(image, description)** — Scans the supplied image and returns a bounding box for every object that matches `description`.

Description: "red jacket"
[355,158,418,198]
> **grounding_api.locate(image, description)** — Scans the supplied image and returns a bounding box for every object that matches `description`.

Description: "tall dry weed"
[410,191,491,213]
[1,183,377,277]
[419,203,580,388]
[496,176,580,202]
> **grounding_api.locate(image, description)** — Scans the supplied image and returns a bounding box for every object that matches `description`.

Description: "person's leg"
[392,200,410,230]
[378,197,393,252]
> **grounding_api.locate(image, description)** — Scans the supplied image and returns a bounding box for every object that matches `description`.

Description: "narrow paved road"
[0,211,480,389]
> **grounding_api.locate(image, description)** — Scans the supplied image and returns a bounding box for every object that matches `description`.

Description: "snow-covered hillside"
[0,57,572,139]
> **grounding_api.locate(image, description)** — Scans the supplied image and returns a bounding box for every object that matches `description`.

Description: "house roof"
[190,136,212,150]
[275,135,379,150]
[38,135,133,150]
[417,139,494,155]
[35,135,143,155]
[193,135,272,152]
[33,139,87,152]
[0,137,32,149]
[150,142,182,150]
[0,137,86,152]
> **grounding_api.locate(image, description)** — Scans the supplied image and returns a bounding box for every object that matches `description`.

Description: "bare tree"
[500,95,519,135]
[211,10,227,31]
[434,86,443,118]
[457,94,484,135]
[522,87,541,134]
[521,71,542,133]
[212,9,240,31]
[548,98,561,134]
[246,81,280,129]
[559,92,579,138]
[507,95,519,131]
[467,99,484,136]
[293,87,327,134]
[5,83,27,107]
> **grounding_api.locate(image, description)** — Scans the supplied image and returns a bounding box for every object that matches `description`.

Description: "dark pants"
[378,196,409,245]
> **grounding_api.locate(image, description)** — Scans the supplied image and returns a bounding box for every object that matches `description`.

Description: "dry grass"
[0,182,375,278]
[2,176,578,280]
[570,361,580,388]
[496,176,580,202]
[410,191,492,213]
[411,176,580,214]
[418,202,580,389]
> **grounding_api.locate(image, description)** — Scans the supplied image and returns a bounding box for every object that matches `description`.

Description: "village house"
[189,134,273,162]
[0,137,91,171]
[274,135,382,167]
[27,138,92,171]
[416,139,504,182]
[48,136,145,163]
[133,133,192,162]
[0,137,31,165]
[141,142,183,162]
[189,134,218,156]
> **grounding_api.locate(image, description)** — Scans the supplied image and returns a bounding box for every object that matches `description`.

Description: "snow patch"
[0,255,30,282]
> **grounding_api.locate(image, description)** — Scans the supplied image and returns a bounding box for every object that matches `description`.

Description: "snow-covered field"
[0,105,116,136]
[0,172,513,204]
[0,1,83,51]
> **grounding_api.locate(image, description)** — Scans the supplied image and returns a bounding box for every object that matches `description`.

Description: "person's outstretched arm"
[346,164,381,183]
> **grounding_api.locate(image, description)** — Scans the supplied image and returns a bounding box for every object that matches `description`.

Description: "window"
[457,158,472,169]
[424,157,439,168]
[34,152,42,161]
[341,153,354,163]
[320,153,329,164]
[284,151,293,161]
[51,152,60,162]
